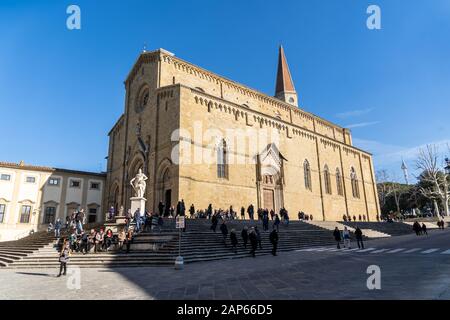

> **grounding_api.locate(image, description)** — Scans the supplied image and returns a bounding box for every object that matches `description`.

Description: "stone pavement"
[2,230,450,300]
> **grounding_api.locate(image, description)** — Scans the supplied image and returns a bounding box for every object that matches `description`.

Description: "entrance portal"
[164,189,171,216]
[263,188,275,211]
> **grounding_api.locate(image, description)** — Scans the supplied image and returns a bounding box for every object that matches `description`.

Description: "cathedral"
[105,47,380,221]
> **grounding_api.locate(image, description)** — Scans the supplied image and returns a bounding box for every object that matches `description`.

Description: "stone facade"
[105,48,380,221]
[0,161,105,241]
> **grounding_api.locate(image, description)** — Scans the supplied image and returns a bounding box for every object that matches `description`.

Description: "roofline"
[159,50,348,132]
[0,161,106,177]
[108,113,125,136]
[122,48,351,133]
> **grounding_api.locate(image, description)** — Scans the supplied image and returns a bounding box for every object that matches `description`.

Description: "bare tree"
[376,170,407,214]
[376,170,390,208]
[415,144,449,216]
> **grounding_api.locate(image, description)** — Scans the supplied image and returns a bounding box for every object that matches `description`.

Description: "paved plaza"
[2,230,450,300]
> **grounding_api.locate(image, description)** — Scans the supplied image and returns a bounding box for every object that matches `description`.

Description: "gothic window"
[336,168,343,196]
[135,86,150,113]
[217,139,228,179]
[324,165,332,195]
[350,167,360,198]
[303,160,312,191]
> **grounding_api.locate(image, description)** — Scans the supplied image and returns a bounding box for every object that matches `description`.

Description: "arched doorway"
[156,159,173,216]
[256,144,286,213]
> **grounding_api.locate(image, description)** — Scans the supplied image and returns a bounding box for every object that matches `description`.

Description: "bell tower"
[274,45,298,107]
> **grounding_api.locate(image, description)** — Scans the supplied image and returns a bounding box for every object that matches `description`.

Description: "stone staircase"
[305,220,390,238]
[3,219,420,269]
[2,219,354,268]
[0,231,58,267]
[339,221,414,236]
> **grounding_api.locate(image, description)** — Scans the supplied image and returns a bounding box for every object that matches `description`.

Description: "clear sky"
[1,0,449,180]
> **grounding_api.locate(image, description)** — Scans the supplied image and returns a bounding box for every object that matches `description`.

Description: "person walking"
[158,201,164,217]
[413,221,421,236]
[255,226,262,249]
[57,239,70,277]
[125,229,133,253]
[354,226,364,249]
[118,229,126,251]
[54,218,62,238]
[333,227,342,249]
[249,228,258,257]
[220,221,228,246]
[342,227,351,249]
[134,208,141,233]
[241,226,249,248]
[240,207,245,220]
[211,213,219,232]
[262,212,269,231]
[269,227,279,256]
[230,229,238,253]
[80,231,89,254]
[247,204,254,220]
[189,204,195,219]
[422,223,428,235]
[273,214,280,232]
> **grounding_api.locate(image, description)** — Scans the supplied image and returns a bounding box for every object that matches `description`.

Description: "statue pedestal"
[130,197,146,215]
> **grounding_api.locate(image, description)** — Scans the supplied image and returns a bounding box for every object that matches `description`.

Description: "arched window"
[303,160,312,191]
[217,139,228,179]
[336,168,343,196]
[350,167,360,198]
[324,165,332,195]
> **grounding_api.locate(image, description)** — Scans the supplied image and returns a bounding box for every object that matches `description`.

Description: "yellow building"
[0,161,105,241]
[105,47,380,221]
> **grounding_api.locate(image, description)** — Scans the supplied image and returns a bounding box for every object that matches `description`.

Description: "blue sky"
[0,0,449,181]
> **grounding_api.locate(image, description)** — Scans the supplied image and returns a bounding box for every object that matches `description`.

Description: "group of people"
[216,221,279,257]
[412,221,428,236]
[333,226,365,250]
[297,211,313,221]
[64,227,134,254]
[47,209,87,238]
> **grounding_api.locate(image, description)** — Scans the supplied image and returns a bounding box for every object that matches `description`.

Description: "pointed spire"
[275,45,298,106]
[275,45,296,95]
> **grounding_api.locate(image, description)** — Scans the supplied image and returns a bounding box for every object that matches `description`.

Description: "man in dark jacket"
[247,204,254,220]
[241,226,249,248]
[211,214,218,232]
[158,201,164,217]
[413,221,421,236]
[249,228,258,257]
[269,227,279,256]
[354,226,364,249]
[220,221,228,245]
[240,207,245,220]
[333,227,342,249]
[230,229,238,253]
